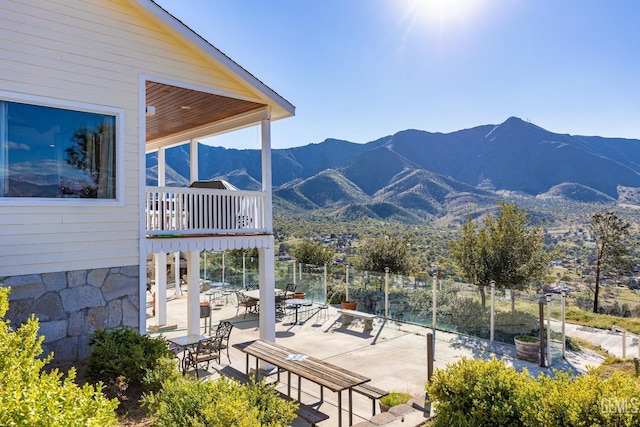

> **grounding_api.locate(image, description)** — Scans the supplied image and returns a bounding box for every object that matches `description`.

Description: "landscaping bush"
[86,326,173,391]
[142,356,183,394]
[427,357,640,427]
[448,297,489,336]
[427,358,523,426]
[142,371,298,427]
[0,287,118,426]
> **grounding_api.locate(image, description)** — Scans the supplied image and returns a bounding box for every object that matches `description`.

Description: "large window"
[0,100,117,199]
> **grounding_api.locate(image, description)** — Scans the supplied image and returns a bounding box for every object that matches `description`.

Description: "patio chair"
[245,283,259,291]
[283,282,296,297]
[211,320,234,363]
[184,335,222,378]
[275,294,287,315]
[234,290,258,318]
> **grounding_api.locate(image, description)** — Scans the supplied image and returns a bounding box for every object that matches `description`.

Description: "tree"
[449,214,491,306]
[590,211,633,313]
[356,234,415,274]
[291,241,334,266]
[450,202,552,309]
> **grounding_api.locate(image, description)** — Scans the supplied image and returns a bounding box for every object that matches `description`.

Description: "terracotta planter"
[341,301,357,310]
[514,336,540,362]
[293,292,306,299]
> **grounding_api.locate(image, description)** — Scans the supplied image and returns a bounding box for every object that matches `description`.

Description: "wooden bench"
[353,383,388,415]
[218,365,329,426]
[337,309,378,332]
[277,391,330,426]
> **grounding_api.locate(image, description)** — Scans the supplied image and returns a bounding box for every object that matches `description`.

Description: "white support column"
[187,251,200,335]
[259,241,276,342]
[174,252,182,297]
[261,113,273,233]
[259,112,275,342]
[190,138,198,183]
[158,147,166,186]
[154,252,167,326]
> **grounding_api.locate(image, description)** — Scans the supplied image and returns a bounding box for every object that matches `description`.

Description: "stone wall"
[1,265,140,362]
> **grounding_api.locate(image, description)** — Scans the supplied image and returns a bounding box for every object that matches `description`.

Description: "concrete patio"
[145,288,604,426]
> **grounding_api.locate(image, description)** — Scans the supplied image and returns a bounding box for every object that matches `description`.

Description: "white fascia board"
[132,0,295,118]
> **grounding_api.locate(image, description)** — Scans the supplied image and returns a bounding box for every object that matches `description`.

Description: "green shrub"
[427,358,640,427]
[142,372,298,427]
[0,287,118,426]
[448,297,489,336]
[86,326,173,390]
[380,391,413,407]
[142,356,182,394]
[427,358,523,426]
[495,310,539,336]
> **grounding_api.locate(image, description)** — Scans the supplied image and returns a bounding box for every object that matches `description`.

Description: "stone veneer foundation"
[1,265,139,363]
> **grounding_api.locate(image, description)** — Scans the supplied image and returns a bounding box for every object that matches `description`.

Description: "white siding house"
[0,0,293,361]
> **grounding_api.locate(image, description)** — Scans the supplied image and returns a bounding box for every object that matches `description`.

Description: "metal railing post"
[546,293,552,367]
[384,267,389,319]
[490,280,496,342]
[561,290,566,358]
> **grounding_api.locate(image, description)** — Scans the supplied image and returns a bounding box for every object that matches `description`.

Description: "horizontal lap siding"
[0,0,258,276]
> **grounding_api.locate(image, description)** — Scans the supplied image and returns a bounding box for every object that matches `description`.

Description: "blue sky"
[155,0,640,149]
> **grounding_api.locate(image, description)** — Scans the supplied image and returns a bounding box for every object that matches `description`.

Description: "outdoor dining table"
[242,289,261,301]
[284,298,312,325]
[167,334,206,373]
[239,339,371,427]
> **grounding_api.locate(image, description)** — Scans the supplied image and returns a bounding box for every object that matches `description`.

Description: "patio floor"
[145,288,604,426]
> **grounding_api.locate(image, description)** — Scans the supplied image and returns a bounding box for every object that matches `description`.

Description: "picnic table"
[239,339,370,426]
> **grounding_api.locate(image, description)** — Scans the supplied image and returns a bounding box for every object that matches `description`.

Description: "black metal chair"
[234,290,258,318]
[184,335,222,378]
[284,283,296,297]
[211,321,234,363]
[245,283,259,291]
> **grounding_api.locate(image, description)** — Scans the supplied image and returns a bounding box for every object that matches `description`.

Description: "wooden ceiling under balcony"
[145,81,265,142]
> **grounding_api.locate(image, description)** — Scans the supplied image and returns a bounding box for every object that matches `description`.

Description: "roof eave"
[131,0,295,120]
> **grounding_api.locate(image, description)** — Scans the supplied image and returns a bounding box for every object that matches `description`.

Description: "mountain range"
[146,117,640,225]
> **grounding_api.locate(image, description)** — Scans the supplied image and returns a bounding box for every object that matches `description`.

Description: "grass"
[564,307,640,334]
[597,356,640,384]
[380,391,413,407]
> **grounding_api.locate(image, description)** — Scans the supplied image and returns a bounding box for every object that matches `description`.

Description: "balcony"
[145,186,266,237]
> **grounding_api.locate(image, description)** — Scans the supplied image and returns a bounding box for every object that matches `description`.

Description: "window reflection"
[0,101,116,198]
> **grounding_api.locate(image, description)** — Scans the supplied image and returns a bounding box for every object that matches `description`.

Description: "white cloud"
[7,140,31,151]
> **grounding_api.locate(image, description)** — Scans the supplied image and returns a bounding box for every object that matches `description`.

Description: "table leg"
[298,375,302,402]
[287,372,292,397]
[349,388,353,426]
[338,391,342,427]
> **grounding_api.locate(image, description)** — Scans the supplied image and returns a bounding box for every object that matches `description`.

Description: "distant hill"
[146,117,640,225]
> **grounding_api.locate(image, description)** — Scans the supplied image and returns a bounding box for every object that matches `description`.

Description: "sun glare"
[402,0,483,31]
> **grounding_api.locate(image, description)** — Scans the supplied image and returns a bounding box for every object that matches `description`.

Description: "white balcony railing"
[145,186,266,236]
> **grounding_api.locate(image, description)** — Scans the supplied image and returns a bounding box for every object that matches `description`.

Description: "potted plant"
[379,391,413,412]
[514,335,541,362]
[327,283,358,309]
[341,300,357,310]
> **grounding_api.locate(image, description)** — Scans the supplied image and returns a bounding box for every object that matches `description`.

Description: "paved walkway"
[146,291,606,426]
